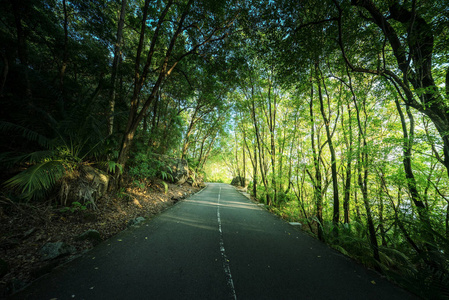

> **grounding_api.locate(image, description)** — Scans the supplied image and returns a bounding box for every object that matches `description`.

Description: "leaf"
[0,121,51,148]
[4,160,66,201]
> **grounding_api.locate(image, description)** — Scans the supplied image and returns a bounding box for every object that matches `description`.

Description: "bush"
[127,153,159,182]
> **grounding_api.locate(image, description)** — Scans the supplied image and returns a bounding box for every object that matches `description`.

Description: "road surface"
[10,183,416,299]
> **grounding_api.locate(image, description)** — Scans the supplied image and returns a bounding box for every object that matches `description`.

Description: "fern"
[160,170,174,182]
[106,161,123,174]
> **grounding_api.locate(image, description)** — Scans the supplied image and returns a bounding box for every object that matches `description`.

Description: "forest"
[0,0,448,298]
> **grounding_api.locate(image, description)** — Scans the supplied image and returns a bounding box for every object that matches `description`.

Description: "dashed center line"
[217,187,237,300]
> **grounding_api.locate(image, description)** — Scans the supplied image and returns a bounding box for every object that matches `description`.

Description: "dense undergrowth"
[254,187,449,299]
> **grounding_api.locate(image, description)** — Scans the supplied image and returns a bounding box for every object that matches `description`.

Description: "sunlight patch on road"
[161,214,217,231]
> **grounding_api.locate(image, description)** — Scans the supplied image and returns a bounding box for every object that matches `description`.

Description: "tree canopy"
[1,0,449,298]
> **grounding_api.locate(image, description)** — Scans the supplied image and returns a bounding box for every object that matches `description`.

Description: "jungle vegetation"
[1,0,448,298]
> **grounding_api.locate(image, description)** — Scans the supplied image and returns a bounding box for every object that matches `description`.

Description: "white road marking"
[217,187,237,300]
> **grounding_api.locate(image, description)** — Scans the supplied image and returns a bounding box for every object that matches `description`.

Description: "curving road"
[10,183,416,299]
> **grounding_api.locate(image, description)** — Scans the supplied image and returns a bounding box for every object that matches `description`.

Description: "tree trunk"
[253,141,258,198]
[10,0,31,99]
[310,83,324,241]
[251,88,271,205]
[242,132,246,187]
[394,98,428,219]
[353,87,380,263]
[59,0,69,91]
[343,0,449,179]
[342,101,353,224]
[267,79,277,205]
[108,0,127,135]
[117,0,185,169]
[378,180,387,247]
[317,64,339,225]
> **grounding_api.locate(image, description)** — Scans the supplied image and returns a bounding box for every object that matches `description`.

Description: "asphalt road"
[10,183,416,299]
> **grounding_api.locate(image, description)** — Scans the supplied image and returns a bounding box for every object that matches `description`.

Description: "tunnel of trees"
[1,0,448,298]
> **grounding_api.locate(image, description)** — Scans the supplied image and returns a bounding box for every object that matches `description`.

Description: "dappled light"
[186,198,260,212]
[1,0,448,298]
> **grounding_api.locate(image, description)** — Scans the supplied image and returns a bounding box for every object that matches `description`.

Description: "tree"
[116,0,239,173]
[335,0,449,178]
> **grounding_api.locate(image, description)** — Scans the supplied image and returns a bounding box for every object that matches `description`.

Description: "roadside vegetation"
[1,0,448,298]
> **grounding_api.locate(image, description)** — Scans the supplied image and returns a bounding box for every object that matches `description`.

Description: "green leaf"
[4,160,66,201]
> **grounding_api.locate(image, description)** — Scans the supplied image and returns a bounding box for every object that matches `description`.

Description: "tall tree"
[116,0,238,171]
[108,0,127,135]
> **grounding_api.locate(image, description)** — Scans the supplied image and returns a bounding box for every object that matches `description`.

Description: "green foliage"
[59,201,87,213]
[103,160,123,175]
[132,180,146,190]
[159,171,174,182]
[128,153,178,184]
[128,153,159,182]
[0,72,111,201]
[4,160,66,201]
[162,181,168,194]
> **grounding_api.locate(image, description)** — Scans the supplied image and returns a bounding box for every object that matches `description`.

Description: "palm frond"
[0,121,51,148]
[0,150,56,167]
[4,160,66,201]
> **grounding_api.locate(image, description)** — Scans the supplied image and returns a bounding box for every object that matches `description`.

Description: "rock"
[159,157,189,184]
[39,242,76,261]
[76,229,102,245]
[0,258,8,278]
[59,165,109,208]
[81,165,109,196]
[231,176,249,187]
[127,216,146,227]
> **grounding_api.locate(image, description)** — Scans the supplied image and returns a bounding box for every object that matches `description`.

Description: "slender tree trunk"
[310,83,324,241]
[251,91,270,205]
[285,118,297,195]
[346,70,380,263]
[335,0,449,180]
[378,180,387,247]
[317,64,339,225]
[394,98,429,220]
[234,129,241,180]
[10,0,31,99]
[267,80,277,205]
[59,0,69,92]
[242,133,246,187]
[241,121,258,197]
[342,101,353,224]
[446,201,449,240]
[198,132,217,171]
[118,0,188,169]
[359,146,380,263]
[109,0,127,135]
[182,111,196,160]
[377,168,422,254]
[295,166,313,232]
[253,140,258,198]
